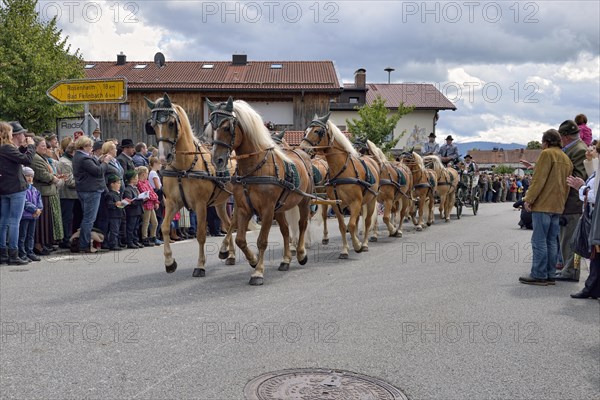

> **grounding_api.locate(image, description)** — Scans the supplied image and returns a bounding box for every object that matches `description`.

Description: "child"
[148,157,164,245]
[135,166,160,247]
[122,170,144,249]
[105,175,125,251]
[19,167,43,262]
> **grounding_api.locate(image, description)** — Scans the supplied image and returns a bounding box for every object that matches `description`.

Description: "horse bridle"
[301,119,332,149]
[145,106,181,146]
[209,108,238,159]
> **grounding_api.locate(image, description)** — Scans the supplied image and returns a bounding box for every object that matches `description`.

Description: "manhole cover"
[244,368,408,400]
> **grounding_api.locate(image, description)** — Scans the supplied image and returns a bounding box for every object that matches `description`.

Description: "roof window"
[133,64,147,69]
[202,64,214,69]
[84,64,96,69]
[270,64,282,69]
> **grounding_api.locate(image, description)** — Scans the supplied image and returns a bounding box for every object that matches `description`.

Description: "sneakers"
[519,275,548,286]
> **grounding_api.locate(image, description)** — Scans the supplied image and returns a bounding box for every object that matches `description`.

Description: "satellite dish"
[154,52,165,68]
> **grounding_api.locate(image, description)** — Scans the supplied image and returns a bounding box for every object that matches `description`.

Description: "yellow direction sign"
[47,77,127,104]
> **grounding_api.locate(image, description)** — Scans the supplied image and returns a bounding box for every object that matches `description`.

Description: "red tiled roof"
[83,61,341,91]
[366,84,456,110]
[467,149,543,164]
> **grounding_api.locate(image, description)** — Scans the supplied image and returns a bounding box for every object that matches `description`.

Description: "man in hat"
[421,132,439,156]
[439,135,459,166]
[92,140,104,159]
[9,121,34,138]
[117,139,136,173]
[92,128,102,143]
[555,119,589,282]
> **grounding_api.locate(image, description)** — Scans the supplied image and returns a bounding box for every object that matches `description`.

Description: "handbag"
[571,200,592,258]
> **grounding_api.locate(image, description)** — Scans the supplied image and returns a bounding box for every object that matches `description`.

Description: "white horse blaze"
[157,125,167,163]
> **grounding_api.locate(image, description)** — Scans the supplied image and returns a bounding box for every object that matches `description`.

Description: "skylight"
[270,64,282,69]
[202,64,214,69]
[84,64,95,69]
[133,64,147,69]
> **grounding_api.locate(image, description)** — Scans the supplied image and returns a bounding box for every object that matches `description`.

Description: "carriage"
[455,170,480,218]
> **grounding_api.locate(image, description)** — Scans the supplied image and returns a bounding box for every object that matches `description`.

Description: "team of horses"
[145,93,460,285]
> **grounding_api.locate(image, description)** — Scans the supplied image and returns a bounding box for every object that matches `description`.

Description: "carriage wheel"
[472,187,480,215]
[455,187,464,219]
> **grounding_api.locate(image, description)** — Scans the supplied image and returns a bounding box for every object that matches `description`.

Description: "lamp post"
[384,67,395,84]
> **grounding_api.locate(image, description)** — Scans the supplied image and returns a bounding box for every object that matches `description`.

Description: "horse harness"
[379,162,411,200]
[147,105,230,211]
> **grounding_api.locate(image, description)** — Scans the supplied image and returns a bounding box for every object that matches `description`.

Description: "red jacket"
[137,179,159,210]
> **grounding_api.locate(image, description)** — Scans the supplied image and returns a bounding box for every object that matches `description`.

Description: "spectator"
[0,121,35,265]
[148,157,163,244]
[117,139,136,172]
[519,129,572,285]
[566,141,599,298]
[31,136,63,254]
[18,167,43,262]
[92,140,104,159]
[72,136,112,253]
[92,128,102,143]
[123,170,144,249]
[575,114,592,146]
[136,166,159,247]
[44,132,61,160]
[556,120,589,282]
[56,142,79,248]
[104,175,125,251]
[103,141,124,188]
[133,142,149,167]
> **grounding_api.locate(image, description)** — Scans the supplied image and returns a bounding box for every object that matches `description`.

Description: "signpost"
[47,77,127,138]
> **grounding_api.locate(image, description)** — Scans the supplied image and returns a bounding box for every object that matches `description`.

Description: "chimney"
[354,68,366,89]
[117,52,126,66]
[232,54,247,66]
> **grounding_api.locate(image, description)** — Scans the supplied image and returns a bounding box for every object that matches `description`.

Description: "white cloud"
[555,52,600,82]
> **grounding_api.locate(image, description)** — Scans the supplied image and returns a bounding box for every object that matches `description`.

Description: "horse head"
[144,92,180,165]
[271,130,288,148]
[300,112,332,153]
[353,135,369,155]
[207,96,238,172]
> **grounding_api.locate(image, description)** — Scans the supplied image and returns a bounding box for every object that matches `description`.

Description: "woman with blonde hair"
[0,122,36,265]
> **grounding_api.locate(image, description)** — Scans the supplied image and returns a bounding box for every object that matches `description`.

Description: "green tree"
[526,140,542,149]
[0,0,84,133]
[345,95,414,153]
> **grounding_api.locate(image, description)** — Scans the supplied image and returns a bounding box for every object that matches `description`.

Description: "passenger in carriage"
[421,132,439,156]
[439,135,459,166]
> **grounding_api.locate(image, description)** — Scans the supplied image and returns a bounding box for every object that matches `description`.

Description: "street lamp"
[384,67,395,84]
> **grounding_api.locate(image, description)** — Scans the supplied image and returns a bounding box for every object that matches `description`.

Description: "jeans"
[530,212,560,279]
[77,191,103,250]
[0,191,27,249]
[18,218,37,257]
[189,210,198,235]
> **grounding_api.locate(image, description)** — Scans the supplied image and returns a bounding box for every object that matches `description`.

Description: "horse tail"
[285,207,301,242]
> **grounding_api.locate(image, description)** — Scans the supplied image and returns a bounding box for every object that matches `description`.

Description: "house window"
[119,103,130,121]
[337,125,347,131]
[349,97,359,103]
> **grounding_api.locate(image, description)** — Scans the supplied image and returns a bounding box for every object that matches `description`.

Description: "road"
[1,202,598,399]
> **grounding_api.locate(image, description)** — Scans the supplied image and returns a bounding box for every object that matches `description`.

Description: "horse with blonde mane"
[144,93,236,277]
[359,140,414,239]
[423,154,459,222]
[300,113,380,258]
[209,97,314,286]
[400,150,437,230]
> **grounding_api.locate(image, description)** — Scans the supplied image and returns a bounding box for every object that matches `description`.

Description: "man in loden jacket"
[555,120,589,282]
[519,129,573,285]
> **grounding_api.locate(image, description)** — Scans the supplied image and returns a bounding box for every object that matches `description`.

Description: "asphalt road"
[1,202,598,400]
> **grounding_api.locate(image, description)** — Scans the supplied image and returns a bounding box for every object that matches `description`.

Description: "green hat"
[107,174,121,184]
[125,170,137,182]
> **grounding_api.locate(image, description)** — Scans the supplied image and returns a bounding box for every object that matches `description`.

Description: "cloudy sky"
[41,0,599,145]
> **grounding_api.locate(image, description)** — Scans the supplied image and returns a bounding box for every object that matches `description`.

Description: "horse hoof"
[426,222,432,226]
[394,231,403,238]
[225,258,236,266]
[278,262,290,271]
[192,268,205,277]
[165,261,177,273]
[218,251,228,260]
[298,255,308,265]
[361,245,369,252]
[249,276,264,286]
[445,219,450,223]
[322,239,329,245]
[369,236,378,242]
[339,253,348,259]
[291,249,297,257]
[416,226,423,232]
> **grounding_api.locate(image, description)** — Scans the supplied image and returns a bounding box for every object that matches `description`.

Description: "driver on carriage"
[439,135,459,166]
[461,154,479,203]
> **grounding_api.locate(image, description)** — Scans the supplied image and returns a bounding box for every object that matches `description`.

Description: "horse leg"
[295,202,310,266]
[235,209,258,270]
[438,191,445,219]
[383,197,396,237]
[162,199,180,272]
[333,207,350,259]
[216,203,236,265]
[320,205,330,245]
[427,192,436,226]
[347,200,363,253]
[360,199,376,252]
[369,202,379,242]
[192,206,208,277]
[284,207,299,256]
[249,208,275,286]
[274,212,291,272]
[415,195,424,231]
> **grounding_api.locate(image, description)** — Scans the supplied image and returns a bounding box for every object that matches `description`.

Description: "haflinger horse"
[356,139,413,239]
[300,113,380,259]
[208,97,314,286]
[144,93,236,277]
[423,155,459,222]
[400,150,437,231]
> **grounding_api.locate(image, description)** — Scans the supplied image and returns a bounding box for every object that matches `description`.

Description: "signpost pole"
[83,103,90,136]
